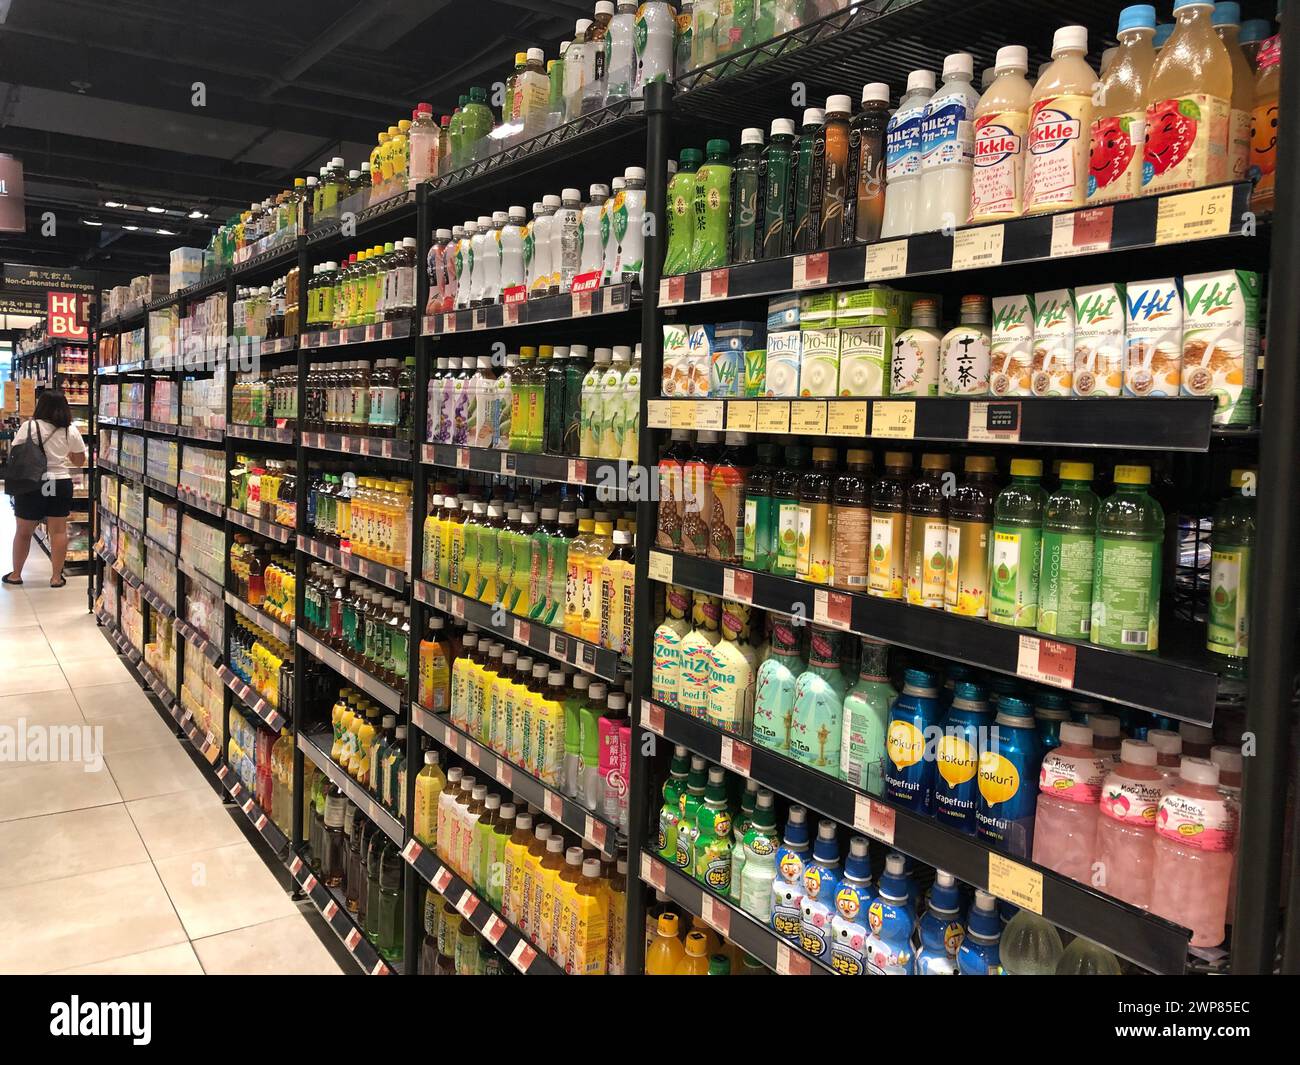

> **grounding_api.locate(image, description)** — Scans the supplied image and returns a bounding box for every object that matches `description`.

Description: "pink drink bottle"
[1151,757,1236,947]
[1095,738,1164,909]
[1030,722,1109,884]
[1210,744,1243,922]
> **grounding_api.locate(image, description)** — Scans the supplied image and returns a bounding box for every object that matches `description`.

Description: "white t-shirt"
[14,419,86,480]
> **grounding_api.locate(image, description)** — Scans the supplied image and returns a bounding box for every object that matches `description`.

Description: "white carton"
[838,324,893,397]
[1124,278,1182,397]
[799,328,841,397]
[1072,283,1126,397]
[1180,269,1260,425]
[990,294,1033,396]
[685,324,716,397]
[1030,288,1076,396]
[661,324,689,397]
[765,331,802,396]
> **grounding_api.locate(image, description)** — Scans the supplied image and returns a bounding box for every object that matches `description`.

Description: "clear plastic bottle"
[917,52,979,233]
[564,19,593,122]
[615,166,647,286]
[1024,26,1097,214]
[1091,465,1163,652]
[1213,2,1255,182]
[970,46,1032,222]
[530,195,560,298]
[634,2,676,96]
[1089,6,1157,205]
[881,69,935,238]
[554,187,584,293]
[602,176,626,284]
[1249,7,1280,213]
[604,1,638,105]
[499,206,527,296]
[1095,737,1164,908]
[1031,722,1109,883]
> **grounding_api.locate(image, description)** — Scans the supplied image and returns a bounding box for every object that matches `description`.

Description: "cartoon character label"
[799,865,838,959]
[1039,751,1108,802]
[1088,111,1146,203]
[829,882,872,976]
[1100,778,1163,826]
[770,847,807,941]
[864,898,913,975]
[1142,95,1230,194]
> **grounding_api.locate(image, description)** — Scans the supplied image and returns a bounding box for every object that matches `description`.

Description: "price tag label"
[853,793,897,845]
[544,791,563,820]
[871,400,916,439]
[432,866,453,892]
[509,940,538,972]
[701,894,732,938]
[776,941,811,975]
[826,400,868,436]
[401,839,424,864]
[473,307,487,330]
[1016,635,1078,689]
[302,874,318,894]
[755,401,790,435]
[456,448,470,470]
[567,459,588,483]
[498,761,513,788]
[571,290,594,317]
[322,900,339,921]
[659,275,685,306]
[988,853,1044,914]
[456,890,479,919]
[443,313,457,334]
[465,742,481,767]
[344,928,362,950]
[1050,206,1114,257]
[790,400,827,436]
[586,815,608,850]
[513,620,531,644]
[647,400,672,429]
[723,568,753,605]
[640,853,667,891]
[968,400,1022,442]
[451,596,465,620]
[725,400,757,432]
[483,915,507,944]
[865,239,909,281]
[647,551,674,584]
[503,301,521,326]
[422,315,437,336]
[720,735,752,776]
[695,401,725,431]
[701,268,730,302]
[640,698,665,735]
[813,588,853,630]
[951,224,1005,271]
[549,632,566,659]
[670,401,698,431]
[792,252,829,290]
[1155,186,1232,245]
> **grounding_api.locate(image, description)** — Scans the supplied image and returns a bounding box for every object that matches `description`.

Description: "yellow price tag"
[1155,186,1233,245]
[951,224,1005,270]
[865,239,909,281]
[826,400,868,437]
[755,401,791,434]
[670,402,698,431]
[647,399,672,429]
[726,401,757,433]
[790,401,827,436]
[987,853,1044,914]
[871,400,916,439]
[695,401,725,431]
[647,551,674,584]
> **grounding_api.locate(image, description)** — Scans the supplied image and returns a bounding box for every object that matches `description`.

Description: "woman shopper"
[4,390,86,588]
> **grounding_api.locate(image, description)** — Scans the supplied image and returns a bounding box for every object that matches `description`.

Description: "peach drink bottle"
[1030,722,1109,884]
[1095,738,1164,909]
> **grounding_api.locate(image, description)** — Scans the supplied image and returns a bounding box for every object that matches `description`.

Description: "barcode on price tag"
[792,252,828,289]
[853,792,896,845]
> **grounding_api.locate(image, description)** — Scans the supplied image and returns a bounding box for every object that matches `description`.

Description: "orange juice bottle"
[1249,8,1281,211]
[1142,0,1232,194]
[1088,5,1157,204]
[1024,25,1097,214]
[674,930,712,974]
[645,912,686,974]
[1213,2,1256,181]
[970,45,1033,223]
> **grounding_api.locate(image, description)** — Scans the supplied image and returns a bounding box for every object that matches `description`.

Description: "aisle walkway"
[0,506,346,975]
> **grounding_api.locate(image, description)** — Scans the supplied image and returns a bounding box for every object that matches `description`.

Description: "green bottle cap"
[469,86,487,102]
[706,138,731,157]
[707,953,732,975]
[679,147,704,167]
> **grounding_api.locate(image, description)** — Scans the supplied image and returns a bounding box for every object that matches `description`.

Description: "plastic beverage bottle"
[563,18,593,121]
[1031,722,1109,882]
[1091,465,1163,652]
[1143,0,1232,194]
[707,600,757,733]
[1239,16,1272,69]
[818,95,854,247]
[664,149,703,275]
[881,70,935,238]
[945,454,997,617]
[752,615,805,752]
[790,109,825,252]
[1056,937,1123,974]
[1024,26,1097,214]
[598,346,630,460]
[729,780,759,902]
[847,82,890,241]
[529,196,559,298]
[1088,6,1157,204]
[914,869,966,974]
[601,176,625,285]
[770,805,811,940]
[761,119,797,257]
[634,2,676,96]
[1213,4,1255,183]
[738,789,780,921]
[672,931,711,975]
[580,347,611,458]
[1095,737,1163,908]
[692,766,734,893]
[1206,467,1255,675]
[1249,12,1280,212]
[554,187,584,292]
[1037,461,1099,639]
[934,681,992,833]
[1000,908,1064,974]
[732,128,765,264]
[615,166,647,285]
[646,912,687,974]
[863,851,917,975]
[940,294,992,396]
[672,755,708,871]
[970,46,1032,222]
[603,0,638,104]
[790,626,847,775]
[499,206,527,295]
[692,139,733,271]
[904,452,951,609]
[868,450,912,599]
[840,638,892,794]
[579,183,609,279]
[619,345,641,462]
[655,744,691,864]
[677,592,722,721]
[829,449,871,591]
[563,345,591,455]
[917,52,979,233]
[1211,744,1243,919]
[891,296,943,396]
[884,668,943,812]
[976,695,1043,858]
[990,457,1045,628]
[798,819,843,962]
[957,889,1003,974]
[795,446,836,584]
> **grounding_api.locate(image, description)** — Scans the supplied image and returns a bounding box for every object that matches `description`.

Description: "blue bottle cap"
[997,695,1035,719]
[1119,4,1157,32]
[1240,16,1272,40]
[1212,2,1241,26]
[903,667,939,690]
[1035,689,1070,712]
[990,676,1022,698]
[966,889,1001,937]
[1154,22,1175,45]
[952,680,988,705]
[1172,0,1211,10]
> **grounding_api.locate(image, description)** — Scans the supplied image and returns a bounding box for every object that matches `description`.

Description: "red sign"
[48,291,89,340]
[570,271,603,294]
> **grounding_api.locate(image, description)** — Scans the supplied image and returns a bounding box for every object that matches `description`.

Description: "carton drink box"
[662,323,690,397]
[766,331,802,396]
[714,321,766,398]
[1030,288,1076,396]
[838,322,892,397]
[1180,269,1260,426]
[990,294,1033,396]
[685,324,717,397]
[768,294,801,332]
[799,328,842,397]
[744,346,768,397]
[1124,278,1182,397]
[1071,283,1126,397]
[798,291,838,330]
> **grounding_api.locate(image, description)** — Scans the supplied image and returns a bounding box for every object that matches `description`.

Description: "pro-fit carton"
[1072,283,1126,397]
[1180,269,1260,425]
[799,328,841,396]
[1030,288,1076,396]
[990,294,1033,396]
[765,331,802,396]
[1124,278,1182,397]
[838,323,892,396]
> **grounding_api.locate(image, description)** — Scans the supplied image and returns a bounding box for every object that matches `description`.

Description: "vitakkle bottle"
[1024,25,1098,214]
[971,46,1032,222]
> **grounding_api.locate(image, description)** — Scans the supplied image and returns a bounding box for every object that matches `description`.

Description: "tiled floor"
[0,507,345,975]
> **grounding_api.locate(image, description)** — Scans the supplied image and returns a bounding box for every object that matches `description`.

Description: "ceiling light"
[156,228,177,236]
[147,206,166,214]
[122,224,140,231]
[103,200,123,208]
[82,218,103,226]
[188,210,208,220]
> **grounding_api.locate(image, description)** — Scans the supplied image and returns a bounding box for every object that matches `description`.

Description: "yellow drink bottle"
[549,846,585,962]
[490,650,517,754]
[675,930,712,974]
[580,518,612,643]
[521,823,553,942]
[535,835,568,956]
[412,750,446,845]
[645,912,687,974]
[436,766,465,862]
[564,517,593,635]
[502,810,533,924]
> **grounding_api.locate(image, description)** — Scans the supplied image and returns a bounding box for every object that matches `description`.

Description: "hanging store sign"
[0,155,24,233]
[2,262,96,293]
[47,290,88,340]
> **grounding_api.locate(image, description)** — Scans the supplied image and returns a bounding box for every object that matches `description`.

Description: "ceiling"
[0,0,592,276]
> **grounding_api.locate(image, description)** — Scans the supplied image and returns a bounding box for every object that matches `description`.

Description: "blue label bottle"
[975,695,1043,858]
[940,662,974,710]
[864,852,916,975]
[988,675,1024,708]
[1033,689,1071,751]
[883,668,942,814]
[798,819,842,962]
[770,805,811,942]
[957,888,1003,974]
[829,836,874,976]
[914,869,966,974]
[933,681,990,834]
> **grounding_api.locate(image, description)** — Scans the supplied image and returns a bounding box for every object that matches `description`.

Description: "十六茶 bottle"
[891,296,943,396]
[940,294,992,396]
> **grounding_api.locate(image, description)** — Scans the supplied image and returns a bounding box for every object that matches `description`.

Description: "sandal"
[50,577,66,588]
[2,573,22,586]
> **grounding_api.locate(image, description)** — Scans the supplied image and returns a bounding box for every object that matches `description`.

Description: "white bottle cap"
[543,193,562,208]
[612,344,633,360]
[1147,728,1180,755]
[1179,756,1220,786]
[884,852,906,876]
[570,343,589,357]
[596,1,614,13]
[611,176,626,190]
[943,52,974,77]
[624,165,646,182]
[861,82,890,104]
[770,117,796,137]
[562,187,581,202]
[492,210,508,224]
[477,355,493,369]
[906,69,936,92]
[848,836,869,858]
[741,127,765,146]
[1060,722,1093,746]
[1052,25,1089,55]
[436,228,451,239]
[825,93,854,114]
[1088,712,1121,738]
[576,18,592,35]
[589,183,609,199]
[1121,738,1158,766]
[801,107,825,126]
[527,47,545,63]
[996,45,1029,70]
[1210,745,1243,775]
[471,784,487,800]
[509,205,527,220]
[1180,721,1214,745]
[477,214,492,227]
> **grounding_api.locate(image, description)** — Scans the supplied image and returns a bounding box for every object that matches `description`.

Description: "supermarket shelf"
[143,474,177,498]
[399,837,561,975]
[285,852,396,976]
[660,183,1253,307]
[420,443,630,490]
[175,484,225,518]
[647,396,1219,453]
[137,660,177,708]
[32,527,89,568]
[174,424,226,444]
[413,578,626,683]
[640,698,1192,975]
[301,430,411,462]
[305,188,416,246]
[218,664,287,732]
[98,303,147,331]
[639,852,831,976]
[230,238,300,281]
[172,272,231,305]
[297,730,404,845]
[422,282,634,336]
[216,764,289,854]
[296,629,404,712]
[176,556,224,600]
[14,336,88,359]
[297,534,407,593]
[139,581,175,619]
[169,698,220,764]
[411,705,617,857]
[227,506,294,544]
[649,551,1220,725]
[228,423,298,446]
[112,558,143,591]
[105,620,142,665]
[302,316,414,349]
[175,616,222,665]
[225,590,293,645]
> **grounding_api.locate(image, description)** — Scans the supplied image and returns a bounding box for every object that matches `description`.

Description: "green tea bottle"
[674,754,709,871]
[1091,465,1164,652]
[1206,467,1255,674]
[664,148,703,276]
[789,626,847,775]
[791,107,825,253]
[840,637,893,794]
[990,458,1045,628]
[1038,461,1099,639]
[752,615,805,752]
[742,442,780,572]
[691,139,732,271]
[761,118,797,259]
[771,442,810,577]
[731,127,765,264]
[562,344,590,457]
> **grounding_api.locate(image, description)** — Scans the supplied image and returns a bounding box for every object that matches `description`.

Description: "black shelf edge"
[228,423,298,446]
[230,238,301,281]
[301,316,414,349]
[227,506,294,544]
[296,629,404,712]
[285,852,396,975]
[140,582,175,619]
[173,273,231,305]
[143,474,178,498]
[136,660,178,709]
[649,550,1219,725]
[419,443,630,490]
[422,282,634,336]
[659,183,1253,307]
[176,616,223,665]
[411,705,617,857]
[412,578,625,683]
[176,556,225,600]
[399,837,563,975]
[216,764,290,854]
[296,731,405,845]
[218,664,287,732]
[175,485,226,518]
[297,534,407,593]
[647,396,1219,453]
[225,590,293,645]
[301,431,412,462]
[640,698,1191,975]
[174,424,227,444]
[305,190,416,246]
